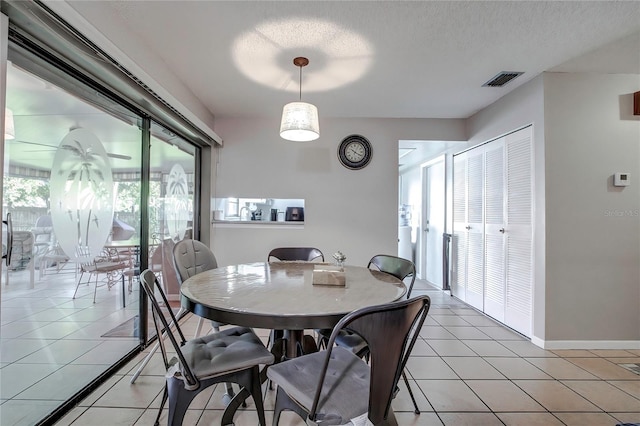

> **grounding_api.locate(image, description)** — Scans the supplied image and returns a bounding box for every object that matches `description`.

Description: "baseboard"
[531,336,640,350]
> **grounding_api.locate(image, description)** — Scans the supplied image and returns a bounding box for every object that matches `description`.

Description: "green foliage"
[3,177,49,208]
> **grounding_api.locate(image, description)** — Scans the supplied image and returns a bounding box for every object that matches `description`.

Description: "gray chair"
[267,295,430,425]
[139,269,274,426]
[317,254,420,413]
[267,247,324,358]
[172,239,242,402]
[129,239,218,384]
[172,239,220,337]
[267,247,324,263]
[367,254,416,299]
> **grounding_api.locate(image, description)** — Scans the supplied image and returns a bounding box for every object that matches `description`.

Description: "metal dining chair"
[267,247,325,358]
[129,239,218,384]
[267,295,431,425]
[139,269,274,426]
[172,239,220,337]
[316,254,421,413]
[267,247,324,263]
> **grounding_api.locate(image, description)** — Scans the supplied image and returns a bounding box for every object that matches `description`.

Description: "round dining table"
[180,261,406,424]
[180,261,407,357]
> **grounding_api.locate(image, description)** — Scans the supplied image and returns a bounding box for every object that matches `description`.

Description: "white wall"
[210,117,465,267]
[466,75,547,341]
[467,72,640,347]
[543,72,640,344]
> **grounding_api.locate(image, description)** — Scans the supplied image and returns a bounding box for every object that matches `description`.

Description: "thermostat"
[614,172,630,187]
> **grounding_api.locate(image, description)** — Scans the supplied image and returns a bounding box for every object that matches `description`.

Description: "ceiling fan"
[8,139,132,160]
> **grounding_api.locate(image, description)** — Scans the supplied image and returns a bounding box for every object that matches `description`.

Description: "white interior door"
[504,127,533,337]
[422,160,445,287]
[465,147,485,310]
[451,153,467,300]
[483,138,506,322]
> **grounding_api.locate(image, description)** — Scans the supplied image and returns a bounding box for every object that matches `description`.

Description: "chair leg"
[166,377,198,426]
[130,307,185,384]
[273,385,308,426]
[248,366,267,426]
[155,386,168,426]
[194,317,205,338]
[402,370,420,414]
[93,274,99,303]
[225,366,266,426]
[316,332,327,350]
[72,271,86,299]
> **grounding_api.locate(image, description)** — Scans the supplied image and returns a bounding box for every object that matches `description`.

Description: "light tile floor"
[1,266,140,425]
[51,280,640,426]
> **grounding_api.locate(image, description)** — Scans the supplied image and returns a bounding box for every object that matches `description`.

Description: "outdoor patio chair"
[72,246,127,303]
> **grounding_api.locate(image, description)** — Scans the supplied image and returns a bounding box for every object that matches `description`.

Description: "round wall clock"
[338,134,372,170]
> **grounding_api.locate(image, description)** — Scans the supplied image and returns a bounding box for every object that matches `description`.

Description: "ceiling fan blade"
[11,139,57,149]
[11,139,132,160]
[107,153,132,160]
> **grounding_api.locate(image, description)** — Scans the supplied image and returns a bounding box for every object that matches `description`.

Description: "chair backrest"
[267,247,324,263]
[139,269,198,388]
[313,295,431,424]
[368,254,416,298]
[172,239,218,284]
[75,245,95,269]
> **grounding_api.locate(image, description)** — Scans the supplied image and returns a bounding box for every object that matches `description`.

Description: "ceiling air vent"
[482,71,524,87]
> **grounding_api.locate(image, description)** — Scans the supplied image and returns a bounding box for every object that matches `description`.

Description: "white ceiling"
[61,0,640,120]
[6,1,640,172]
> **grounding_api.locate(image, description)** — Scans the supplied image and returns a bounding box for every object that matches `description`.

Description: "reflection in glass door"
[148,122,197,301]
[1,55,143,423]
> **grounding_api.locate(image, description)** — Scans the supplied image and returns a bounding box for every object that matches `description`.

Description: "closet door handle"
[465,225,471,230]
[499,228,505,233]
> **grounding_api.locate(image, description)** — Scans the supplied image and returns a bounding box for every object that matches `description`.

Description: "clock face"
[338,134,372,170]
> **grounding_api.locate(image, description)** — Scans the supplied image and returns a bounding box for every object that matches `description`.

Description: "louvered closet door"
[483,138,506,322]
[504,127,533,337]
[465,147,485,310]
[451,152,467,301]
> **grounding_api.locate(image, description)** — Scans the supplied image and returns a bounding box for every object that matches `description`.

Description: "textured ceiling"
[60,0,640,121]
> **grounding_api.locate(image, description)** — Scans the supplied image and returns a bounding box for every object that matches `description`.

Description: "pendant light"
[280,57,319,142]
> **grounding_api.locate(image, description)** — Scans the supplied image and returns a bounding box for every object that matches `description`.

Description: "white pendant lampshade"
[280,57,319,142]
[280,101,319,142]
[4,108,15,140]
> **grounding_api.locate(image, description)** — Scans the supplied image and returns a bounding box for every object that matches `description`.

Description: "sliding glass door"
[146,122,197,301]
[0,40,201,424]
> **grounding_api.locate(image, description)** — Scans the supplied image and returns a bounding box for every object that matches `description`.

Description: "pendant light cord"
[299,65,302,101]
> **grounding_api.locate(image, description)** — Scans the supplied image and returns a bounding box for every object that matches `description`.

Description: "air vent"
[482,71,524,87]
